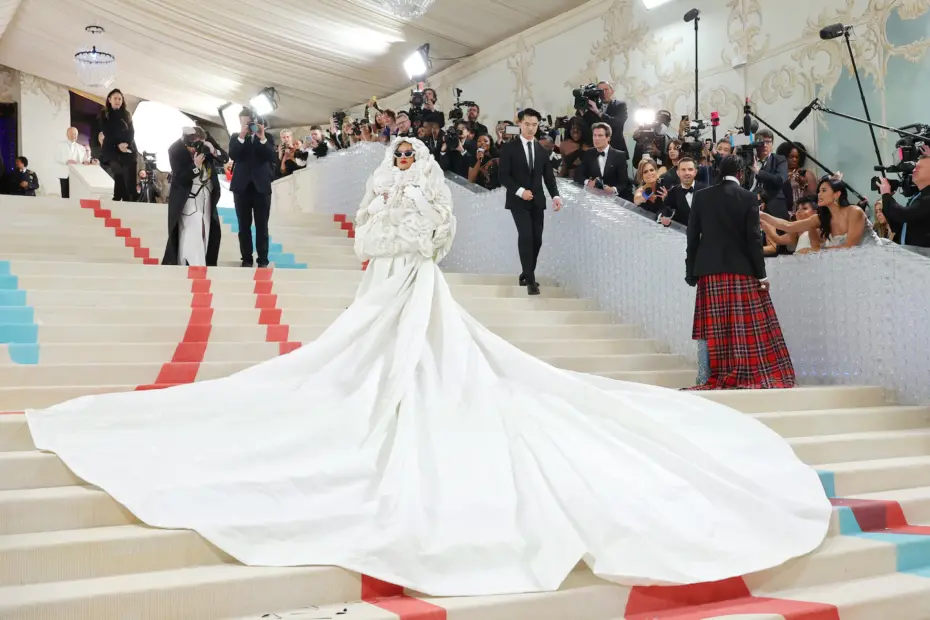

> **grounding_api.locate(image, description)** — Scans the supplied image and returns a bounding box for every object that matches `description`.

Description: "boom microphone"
[743,99,752,136]
[789,98,819,130]
[684,8,700,22]
[819,23,851,40]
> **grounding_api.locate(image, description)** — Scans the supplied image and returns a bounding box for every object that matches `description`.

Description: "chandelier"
[380,0,435,19]
[74,25,116,89]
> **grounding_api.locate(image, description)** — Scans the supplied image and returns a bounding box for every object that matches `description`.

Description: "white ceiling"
[0,0,588,127]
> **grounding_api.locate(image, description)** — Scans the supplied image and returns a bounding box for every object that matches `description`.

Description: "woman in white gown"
[26,137,831,597]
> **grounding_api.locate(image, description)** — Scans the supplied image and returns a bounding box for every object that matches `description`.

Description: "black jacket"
[573,147,632,201]
[754,153,790,219]
[662,181,708,226]
[228,133,277,194]
[13,169,39,196]
[498,138,559,210]
[162,136,229,266]
[582,100,629,153]
[97,110,136,164]
[686,181,766,283]
[882,186,930,248]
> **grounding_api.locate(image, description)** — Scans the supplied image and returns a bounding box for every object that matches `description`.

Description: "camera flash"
[634,108,657,125]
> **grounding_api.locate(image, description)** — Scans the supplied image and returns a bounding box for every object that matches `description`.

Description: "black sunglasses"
[394,150,415,158]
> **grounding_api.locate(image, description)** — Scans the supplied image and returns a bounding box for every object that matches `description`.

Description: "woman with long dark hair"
[776,141,817,209]
[96,88,137,201]
[760,174,870,249]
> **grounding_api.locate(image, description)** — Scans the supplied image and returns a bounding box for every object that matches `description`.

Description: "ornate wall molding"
[506,35,535,111]
[20,73,68,113]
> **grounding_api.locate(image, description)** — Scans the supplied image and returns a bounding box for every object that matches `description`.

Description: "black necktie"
[526,141,534,171]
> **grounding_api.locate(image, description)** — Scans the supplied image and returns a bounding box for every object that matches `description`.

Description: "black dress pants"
[233,183,272,266]
[109,154,137,202]
[59,178,69,199]
[510,205,545,283]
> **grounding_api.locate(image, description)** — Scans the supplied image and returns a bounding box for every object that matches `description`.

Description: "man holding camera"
[439,120,472,178]
[163,127,229,267]
[582,81,628,154]
[751,129,790,220]
[465,104,489,139]
[229,107,276,268]
[574,122,632,200]
[499,107,563,296]
[878,148,930,247]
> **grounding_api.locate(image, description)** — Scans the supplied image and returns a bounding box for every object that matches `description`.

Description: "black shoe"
[527,282,540,296]
[257,262,270,269]
[519,275,528,286]
[241,260,254,268]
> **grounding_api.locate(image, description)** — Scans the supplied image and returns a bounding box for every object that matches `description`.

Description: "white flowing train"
[26,137,831,597]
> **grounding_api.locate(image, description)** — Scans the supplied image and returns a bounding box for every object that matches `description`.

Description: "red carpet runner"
[136,266,212,390]
[80,199,159,265]
[252,267,301,356]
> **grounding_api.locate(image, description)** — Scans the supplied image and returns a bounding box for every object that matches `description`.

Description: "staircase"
[2,195,930,618]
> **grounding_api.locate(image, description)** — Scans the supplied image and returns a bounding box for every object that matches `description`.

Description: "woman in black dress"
[97,88,137,201]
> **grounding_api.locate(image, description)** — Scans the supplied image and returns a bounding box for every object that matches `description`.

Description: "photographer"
[581,81,628,153]
[163,127,229,267]
[878,149,930,247]
[465,104,489,139]
[439,120,472,178]
[229,107,276,268]
[277,129,308,178]
[632,109,673,168]
[422,88,445,127]
[751,129,790,220]
[305,126,330,159]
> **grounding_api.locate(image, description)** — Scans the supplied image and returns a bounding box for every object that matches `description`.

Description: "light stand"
[684,9,700,119]
[748,106,867,202]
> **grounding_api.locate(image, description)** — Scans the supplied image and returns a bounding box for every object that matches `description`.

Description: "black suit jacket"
[882,186,930,248]
[582,100,628,152]
[498,138,559,210]
[755,153,790,219]
[662,181,707,226]
[229,133,277,194]
[686,181,766,283]
[573,147,632,201]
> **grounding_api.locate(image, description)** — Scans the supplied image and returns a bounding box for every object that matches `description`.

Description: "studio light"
[634,108,657,125]
[249,87,278,117]
[404,44,431,80]
[642,0,675,9]
[218,103,241,135]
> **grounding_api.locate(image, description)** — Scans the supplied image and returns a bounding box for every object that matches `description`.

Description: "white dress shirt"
[515,135,536,198]
[597,148,608,177]
[681,182,696,208]
[56,140,86,179]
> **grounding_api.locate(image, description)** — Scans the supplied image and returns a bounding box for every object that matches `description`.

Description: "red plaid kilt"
[688,273,795,390]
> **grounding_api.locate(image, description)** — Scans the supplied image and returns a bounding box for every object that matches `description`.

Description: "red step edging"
[80,199,159,265]
[252,267,302,356]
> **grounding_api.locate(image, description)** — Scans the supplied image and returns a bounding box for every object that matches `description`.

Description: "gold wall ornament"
[700,87,744,126]
[506,35,536,111]
[751,67,815,105]
[722,0,770,66]
[896,0,930,20]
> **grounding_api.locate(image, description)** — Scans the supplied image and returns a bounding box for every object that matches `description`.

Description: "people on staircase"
[229,107,276,268]
[13,156,39,196]
[162,127,229,267]
[96,88,138,202]
[55,127,88,198]
[686,155,795,389]
[26,137,831,598]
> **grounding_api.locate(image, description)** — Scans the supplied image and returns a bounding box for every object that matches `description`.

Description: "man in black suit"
[498,107,563,296]
[581,81,628,153]
[658,157,706,226]
[229,107,276,268]
[574,122,632,201]
[751,129,790,220]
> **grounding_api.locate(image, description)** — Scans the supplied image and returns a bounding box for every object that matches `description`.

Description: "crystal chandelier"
[380,0,435,19]
[74,25,116,89]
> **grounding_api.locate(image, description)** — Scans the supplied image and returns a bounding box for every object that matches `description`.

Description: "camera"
[332,111,347,126]
[448,87,477,123]
[573,83,602,111]
[871,124,929,197]
[444,125,464,150]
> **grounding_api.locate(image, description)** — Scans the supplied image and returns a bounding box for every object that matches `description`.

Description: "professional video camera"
[871,123,930,197]
[137,151,158,203]
[408,88,426,126]
[444,123,466,151]
[448,88,477,123]
[572,83,602,111]
[679,115,708,158]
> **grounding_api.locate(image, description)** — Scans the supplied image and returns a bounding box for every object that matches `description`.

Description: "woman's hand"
[193,153,206,169]
[118,143,130,153]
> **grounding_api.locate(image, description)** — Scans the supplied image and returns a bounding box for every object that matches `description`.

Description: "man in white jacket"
[56,127,87,198]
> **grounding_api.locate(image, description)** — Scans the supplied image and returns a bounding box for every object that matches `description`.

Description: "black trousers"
[109,154,137,202]
[233,183,272,266]
[59,178,69,199]
[510,206,545,282]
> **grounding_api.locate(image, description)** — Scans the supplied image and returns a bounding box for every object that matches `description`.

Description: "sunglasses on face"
[394,150,415,158]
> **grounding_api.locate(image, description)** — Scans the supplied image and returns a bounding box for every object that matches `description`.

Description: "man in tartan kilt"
[685,155,795,390]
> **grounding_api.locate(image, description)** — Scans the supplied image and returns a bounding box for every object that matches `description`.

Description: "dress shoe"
[257,262,270,269]
[240,260,254,268]
[527,282,540,296]
[519,275,527,287]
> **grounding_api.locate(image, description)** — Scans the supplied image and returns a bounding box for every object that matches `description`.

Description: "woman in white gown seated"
[26,137,831,597]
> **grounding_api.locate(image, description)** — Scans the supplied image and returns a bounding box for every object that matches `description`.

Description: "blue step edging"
[216,207,308,269]
[0,261,39,364]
